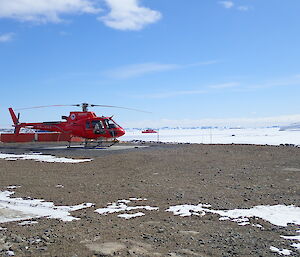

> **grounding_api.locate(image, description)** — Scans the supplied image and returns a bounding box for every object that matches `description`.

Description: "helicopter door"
[91,120,105,134]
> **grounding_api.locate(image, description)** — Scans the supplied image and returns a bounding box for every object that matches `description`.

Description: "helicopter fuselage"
[9,109,125,140]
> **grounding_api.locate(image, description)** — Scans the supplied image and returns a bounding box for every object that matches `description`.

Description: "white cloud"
[105,61,219,79]
[247,75,300,90]
[99,0,161,30]
[142,89,208,99]
[0,0,162,31]
[136,81,239,99]
[0,32,15,42]
[0,0,101,23]
[219,1,234,9]
[105,63,179,79]
[135,73,300,99]
[237,6,250,11]
[209,82,239,89]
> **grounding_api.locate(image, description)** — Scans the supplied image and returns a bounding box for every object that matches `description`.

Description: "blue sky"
[1,0,300,128]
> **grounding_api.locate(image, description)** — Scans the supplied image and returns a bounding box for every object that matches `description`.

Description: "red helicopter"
[8,103,146,146]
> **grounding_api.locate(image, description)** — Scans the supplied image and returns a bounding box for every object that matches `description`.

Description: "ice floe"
[0,152,92,163]
[95,198,158,219]
[0,191,94,223]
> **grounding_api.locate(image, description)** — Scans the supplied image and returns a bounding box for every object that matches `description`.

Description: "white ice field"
[122,127,300,146]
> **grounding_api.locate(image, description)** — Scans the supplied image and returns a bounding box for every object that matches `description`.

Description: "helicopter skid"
[79,138,119,148]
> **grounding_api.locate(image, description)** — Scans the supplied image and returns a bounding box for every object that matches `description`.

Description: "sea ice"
[122,127,300,146]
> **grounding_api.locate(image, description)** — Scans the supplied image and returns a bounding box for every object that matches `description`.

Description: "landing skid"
[84,138,119,148]
[68,138,119,148]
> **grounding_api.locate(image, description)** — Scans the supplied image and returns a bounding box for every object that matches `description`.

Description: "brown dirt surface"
[0,142,299,256]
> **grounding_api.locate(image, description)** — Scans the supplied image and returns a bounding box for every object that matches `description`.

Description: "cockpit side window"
[86,121,91,129]
[91,120,105,134]
[92,120,104,129]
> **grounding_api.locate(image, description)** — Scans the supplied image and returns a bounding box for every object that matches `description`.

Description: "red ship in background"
[142,129,158,133]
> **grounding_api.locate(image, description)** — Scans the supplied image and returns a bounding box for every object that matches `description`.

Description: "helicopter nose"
[118,128,125,137]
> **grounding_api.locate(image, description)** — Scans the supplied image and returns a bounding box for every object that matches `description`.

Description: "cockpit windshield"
[103,119,118,129]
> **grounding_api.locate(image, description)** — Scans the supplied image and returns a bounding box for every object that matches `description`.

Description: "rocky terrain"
[0,142,299,256]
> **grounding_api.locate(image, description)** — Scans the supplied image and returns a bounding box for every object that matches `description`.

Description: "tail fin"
[9,108,18,125]
[9,108,21,134]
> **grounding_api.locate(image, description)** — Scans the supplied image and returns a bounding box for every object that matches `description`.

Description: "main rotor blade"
[15,103,151,113]
[90,104,151,113]
[15,105,73,111]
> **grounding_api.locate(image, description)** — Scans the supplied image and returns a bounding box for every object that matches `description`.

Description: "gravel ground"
[0,142,299,257]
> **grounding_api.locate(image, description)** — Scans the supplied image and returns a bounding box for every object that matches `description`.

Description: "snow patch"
[5,251,15,256]
[281,233,300,252]
[95,198,158,219]
[18,220,38,226]
[291,243,300,250]
[166,204,207,217]
[129,197,147,201]
[270,246,292,255]
[6,185,21,190]
[117,212,145,219]
[252,224,263,228]
[166,204,300,227]
[167,203,300,254]
[0,191,94,223]
[281,235,300,241]
[0,152,92,163]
